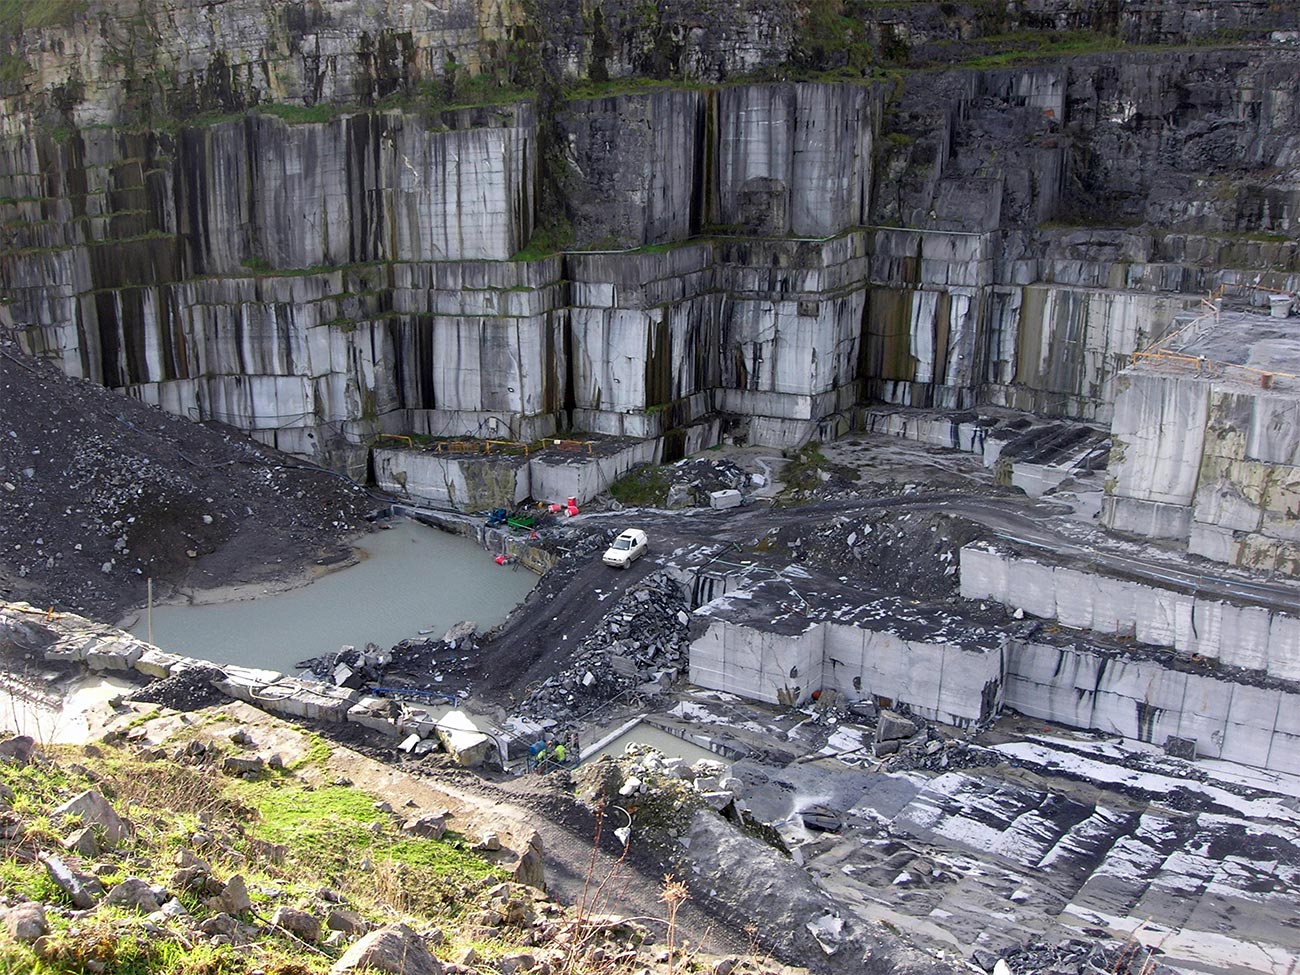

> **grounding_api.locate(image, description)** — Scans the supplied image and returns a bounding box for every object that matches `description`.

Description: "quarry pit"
[3,4,1300,974]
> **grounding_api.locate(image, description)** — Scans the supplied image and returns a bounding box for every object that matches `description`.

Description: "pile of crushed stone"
[517,574,690,721]
[660,457,751,507]
[764,509,988,600]
[127,665,228,710]
[0,336,375,621]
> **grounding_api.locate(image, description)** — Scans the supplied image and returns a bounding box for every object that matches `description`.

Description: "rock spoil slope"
[0,334,373,619]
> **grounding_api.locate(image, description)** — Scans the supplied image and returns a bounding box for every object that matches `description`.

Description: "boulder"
[876,710,917,743]
[330,923,443,975]
[206,875,252,914]
[271,906,321,942]
[105,878,163,913]
[199,913,240,936]
[157,898,190,918]
[39,852,102,909]
[513,832,545,890]
[3,902,47,942]
[63,826,101,857]
[52,790,130,846]
[326,908,370,935]
[172,865,222,896]
[401,814,448,840]
[456,947,480,966]
[222,755,265,776]
[0,736,34,764]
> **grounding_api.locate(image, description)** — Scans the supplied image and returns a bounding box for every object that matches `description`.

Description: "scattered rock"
[330,923,444,975]
[271,906,321,942]
[105,878,163,913]
[3,902,47,942]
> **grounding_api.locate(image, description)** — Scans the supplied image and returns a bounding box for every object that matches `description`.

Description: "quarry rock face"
[5,47,1298,466]
[1,6,1299,580]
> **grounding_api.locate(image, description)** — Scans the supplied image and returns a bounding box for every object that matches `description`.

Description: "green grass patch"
[0,748,91,813]
[0,0,86,34]
[562,75,703,102]
[0,741,506,973]
[948,31,1125,69]
[0,856,62,903]
[414,72,534,114]
[234,778,501,915]
[609,464,672,507]
[509,221,573,262]
[777,441,829,502]
[289,731,333,770]
[255,102,341,125]
[0,915,259,974]
[0,53,30,85]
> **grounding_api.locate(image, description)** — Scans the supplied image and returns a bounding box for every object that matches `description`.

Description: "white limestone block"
[1006,559,1057,619]
[1134,588,1193,647]
[1267,613,1300,681]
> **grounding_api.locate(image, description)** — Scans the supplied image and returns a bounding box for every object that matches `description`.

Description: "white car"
[602,529,649,568]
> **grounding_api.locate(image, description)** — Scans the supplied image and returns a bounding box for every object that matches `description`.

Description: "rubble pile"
[519,575,691,720]
[980,936,1177,975]
[0,339,373,618]
[298,642,393,687]
[776,510,986,600]
[661,457,751,508]
[127,665,228,711]
[796,696,1001,775]
[298,620,484,698]
[575,745,745,853]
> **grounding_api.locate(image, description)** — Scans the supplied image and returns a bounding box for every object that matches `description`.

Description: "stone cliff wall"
[3,3,1300,468]
[1,1,1288,128]
[1103,351,1300,577]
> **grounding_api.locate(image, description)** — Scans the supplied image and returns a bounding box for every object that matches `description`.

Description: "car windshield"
[612,538,632,550]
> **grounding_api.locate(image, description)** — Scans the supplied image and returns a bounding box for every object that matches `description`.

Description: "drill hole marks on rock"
[124,519,536,672]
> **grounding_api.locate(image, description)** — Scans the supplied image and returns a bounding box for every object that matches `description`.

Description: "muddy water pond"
[128,519,536,672]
